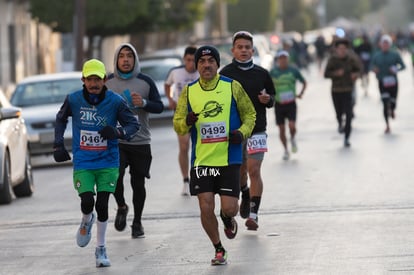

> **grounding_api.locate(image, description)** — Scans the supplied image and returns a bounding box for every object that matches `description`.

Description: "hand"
[186,112,198,126]
[131,92,146,107]
[334,68,344,77]
[258,89,270,104]
[168,98,177,110]
[99,126,121,140]
[53,144,71,162]
[229,130,243,144]
[389,66,398,74]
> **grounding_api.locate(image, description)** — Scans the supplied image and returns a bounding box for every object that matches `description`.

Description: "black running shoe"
[114,205,128,232]
[223,217,238,239]
[239,192,250,219]
[131,223,145,239]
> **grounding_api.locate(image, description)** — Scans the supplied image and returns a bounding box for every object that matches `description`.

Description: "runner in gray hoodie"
[106,43,163,238]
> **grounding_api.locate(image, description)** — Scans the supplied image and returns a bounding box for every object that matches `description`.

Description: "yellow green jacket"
[173,74,256,166]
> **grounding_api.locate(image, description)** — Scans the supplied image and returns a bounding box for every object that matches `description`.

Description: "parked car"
[0,89,34,204]
[139,55,183,119]
[9,72,82,155]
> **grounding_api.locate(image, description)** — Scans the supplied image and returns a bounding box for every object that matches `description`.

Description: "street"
[2,56,414,275]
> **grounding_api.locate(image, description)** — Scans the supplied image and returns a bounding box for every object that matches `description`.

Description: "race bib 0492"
[200,121,227,144]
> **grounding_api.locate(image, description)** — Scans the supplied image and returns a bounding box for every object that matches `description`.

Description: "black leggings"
[114,144,152,226]
[332,92,353,139]
[379,82,398,124]
[79,191,110,222]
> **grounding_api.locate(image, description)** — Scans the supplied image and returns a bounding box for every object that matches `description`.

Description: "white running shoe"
[95,246,111,267]
[283,150,290,161]
[181,182,190,196]
[291,138,298,153]
[76,213,95,247]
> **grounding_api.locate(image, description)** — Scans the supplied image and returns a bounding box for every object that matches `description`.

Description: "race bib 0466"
[80,130,107,151]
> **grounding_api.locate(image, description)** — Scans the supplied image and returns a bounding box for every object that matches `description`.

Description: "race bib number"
[247,134,268,154]
[360,52,371,61]
[279,91,295,104]
[200,121,227,143]
[382,76,396,87]
[80,130,107,151]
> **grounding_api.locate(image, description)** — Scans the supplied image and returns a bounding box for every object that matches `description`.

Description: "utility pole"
[74,0,85,70]
[276,0,284,33]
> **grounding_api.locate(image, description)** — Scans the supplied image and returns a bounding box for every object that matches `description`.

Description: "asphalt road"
[2,56,414,275]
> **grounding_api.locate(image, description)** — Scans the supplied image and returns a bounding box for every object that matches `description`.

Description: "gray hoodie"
[106,43,163,145]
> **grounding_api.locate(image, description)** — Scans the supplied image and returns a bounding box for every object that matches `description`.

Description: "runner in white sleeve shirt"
[164,46,199,195]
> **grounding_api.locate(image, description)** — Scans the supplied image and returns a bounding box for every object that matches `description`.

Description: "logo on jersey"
[199,101,223,118]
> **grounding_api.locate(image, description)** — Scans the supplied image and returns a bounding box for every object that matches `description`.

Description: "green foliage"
[282,0,318,32]
[227,0,277,32]
[325,0,389,22]
[29,0,204,36]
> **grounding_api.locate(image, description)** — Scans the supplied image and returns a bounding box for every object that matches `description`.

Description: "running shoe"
[211,250,228,265]
[181,181,190,196]
[291,138,298,153]
[239,191,250,219]
[114,204,129,231]
[131,223,145,239]
[76,213,95,247]
[245,217,259,231]
[95,246,111,267]
[283,150,290,161]
[344,138,351,147]
[223,217,238,239]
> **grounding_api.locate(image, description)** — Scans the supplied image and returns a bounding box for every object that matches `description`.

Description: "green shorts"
[73,168,119,195]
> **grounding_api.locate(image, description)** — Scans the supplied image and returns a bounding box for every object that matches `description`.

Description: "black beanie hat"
[194,45,220,68]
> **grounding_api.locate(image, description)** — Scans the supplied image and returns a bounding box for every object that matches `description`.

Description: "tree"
[325,0,389,22]
[227,0,277,33]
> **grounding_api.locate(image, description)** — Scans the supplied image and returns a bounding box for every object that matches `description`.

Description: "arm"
[164,69,176,109]
[138,74,164,114]
[324,57,343,79]
[396,53,406,72]
[117,100,140,141]
[232,81,256,139]
[173,86,191,136]
[54,96,71,146]
[296,69,307,98]
[260,72,275,108]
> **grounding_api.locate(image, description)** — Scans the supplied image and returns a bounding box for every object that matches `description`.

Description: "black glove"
[99,126,121,140]
[229,130,243,144]
[186,112,198,126]
[53,144,71,162]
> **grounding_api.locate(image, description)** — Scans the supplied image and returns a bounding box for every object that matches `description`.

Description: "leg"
[247,157,263,230]
[95,191,111,267]
[114,146,127,207]
[239,152,250,218]
[95,191,110,247]
[343,92,353,146]
[177,133,190,180]
[198,192,219,245]
[114,147,129,231]
[332,93,343,132]
[278,123,288,151]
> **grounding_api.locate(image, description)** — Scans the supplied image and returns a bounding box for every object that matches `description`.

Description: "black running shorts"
[190,165,241,198]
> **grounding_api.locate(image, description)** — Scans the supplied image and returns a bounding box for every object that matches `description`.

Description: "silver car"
[0,90,34,204]
[10,72,82,155]
[140,56,183,119]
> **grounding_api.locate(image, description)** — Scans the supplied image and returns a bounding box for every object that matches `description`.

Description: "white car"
[10,72,82,155]
[0,90,34,204]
